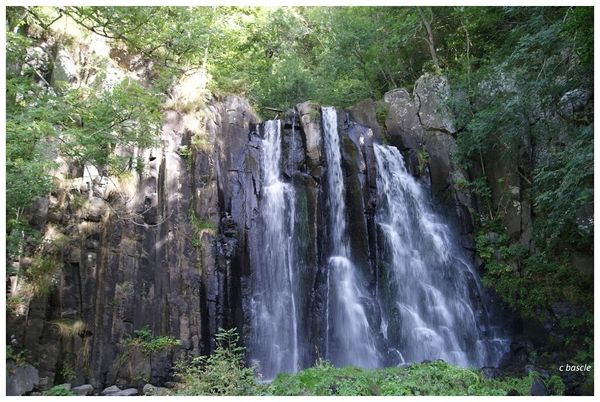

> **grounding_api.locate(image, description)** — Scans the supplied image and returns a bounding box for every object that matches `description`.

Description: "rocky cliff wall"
[7,92,261,390]
[7,35,513,393]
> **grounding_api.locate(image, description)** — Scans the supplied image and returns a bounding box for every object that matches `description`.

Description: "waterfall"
[247,111,508,380]
[373,144,509,367]
[250,120,300,380]
[322,107,379,368]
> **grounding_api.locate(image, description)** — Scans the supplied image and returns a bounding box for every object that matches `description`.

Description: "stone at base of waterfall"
[143,383,170,396]
[101,385,122,395]
[6,362,40,396]
[72,384,94,396]
[112,388,139,396]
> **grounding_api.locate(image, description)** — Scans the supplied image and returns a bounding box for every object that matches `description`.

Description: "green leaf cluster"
[447,7,593,366]
[126,326,181,355]
[174,327,259,396]
[43,385,76,396]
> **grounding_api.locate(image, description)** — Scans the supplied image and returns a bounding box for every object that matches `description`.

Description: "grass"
[52,319,86,338]
[189,208,217,245]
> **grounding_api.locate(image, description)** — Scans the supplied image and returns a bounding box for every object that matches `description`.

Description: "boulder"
[348,99,384,140]
[143,383,170,396]
[101,385,122,396]
[6,362,40,396]
[23,44,52,79]
[112,388,138,396]
[72,384,94,396]
[51,48,78,87]
[383,88,424,150]
[558,88,591,118]
[383,74,464,196]
[414,73,455,134]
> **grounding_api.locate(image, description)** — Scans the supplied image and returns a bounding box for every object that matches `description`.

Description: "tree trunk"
[417,7,439,69]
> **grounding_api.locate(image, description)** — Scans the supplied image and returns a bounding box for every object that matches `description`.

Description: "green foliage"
[449,6,593,368]
[178,145,192,166]
[7,346,31,366]
[534,124,593,251]
[416,149,430,175]
[266,361,553,396]
[174,327,260,396]
[60,360,76,382]
[23,255,62,296]
[43,385,76,396]
[173,354,564,396]
[475,217,588,321]
[375,104,388,131]
[545,374,566,396]
[189,208,217,248]
[6,13,162,233]
[126,326,181,355]
[25,6,456,112]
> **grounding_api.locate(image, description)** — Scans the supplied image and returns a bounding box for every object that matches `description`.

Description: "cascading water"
[247,110,508,380]
[373,143,509,367]
[250,120,300,380]
[322,107,380,368]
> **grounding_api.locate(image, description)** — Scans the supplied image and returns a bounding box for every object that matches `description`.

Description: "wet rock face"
[297,102,324,178]
[383,74,473,240]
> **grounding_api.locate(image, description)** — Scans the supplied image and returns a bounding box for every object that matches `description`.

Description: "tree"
[416,7,439,69]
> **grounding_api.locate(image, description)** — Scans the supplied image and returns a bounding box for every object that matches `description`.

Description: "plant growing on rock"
[6,345,31,366]
[125,326,181,355]
[52,319,86,338]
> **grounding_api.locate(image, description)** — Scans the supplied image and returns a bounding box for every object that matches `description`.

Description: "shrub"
[6,345,30,366]
[126,326,181,355]
[174,328,260,396]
